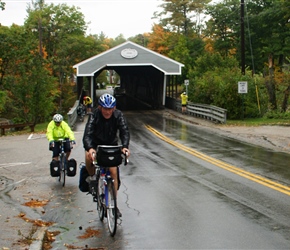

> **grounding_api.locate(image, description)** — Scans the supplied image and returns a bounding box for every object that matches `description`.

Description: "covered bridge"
[73,41,184,109]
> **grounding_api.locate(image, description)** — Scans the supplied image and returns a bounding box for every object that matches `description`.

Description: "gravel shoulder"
[166,110,290,154]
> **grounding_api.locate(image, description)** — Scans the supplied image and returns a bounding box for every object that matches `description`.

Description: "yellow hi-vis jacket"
[180,93,188,105]
[46,120,75,142]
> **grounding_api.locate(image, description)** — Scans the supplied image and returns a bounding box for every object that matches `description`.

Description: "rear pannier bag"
[79,163,89,192]
[67,158,77,177]
[50,160,60,177]
[97,145,123,167]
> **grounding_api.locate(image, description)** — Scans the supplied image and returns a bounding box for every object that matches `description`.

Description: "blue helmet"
[98,93,116,108]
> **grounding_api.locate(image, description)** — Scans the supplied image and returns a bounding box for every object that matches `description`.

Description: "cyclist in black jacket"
[83,93,130,217]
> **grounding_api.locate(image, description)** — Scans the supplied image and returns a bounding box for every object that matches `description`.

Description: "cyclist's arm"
[117,112,130,150]
[62,121,75,141]
[83,114,96,151]
[46,121,55,142]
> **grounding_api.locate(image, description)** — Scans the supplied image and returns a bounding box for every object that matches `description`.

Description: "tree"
[0,0,5,11]
[24,2,88,113]
[153,0,211,36]
[147,24,171,55]
[204,0,290,112]
[128,33,150,47]
[246,0,290,111]
[205,0,239,57]
[0,25,56,123]
[189,52,266,119]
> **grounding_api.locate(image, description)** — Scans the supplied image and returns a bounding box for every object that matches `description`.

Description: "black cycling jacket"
[83,108,130,151]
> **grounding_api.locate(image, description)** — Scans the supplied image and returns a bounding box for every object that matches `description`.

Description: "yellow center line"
[145,125,290,196]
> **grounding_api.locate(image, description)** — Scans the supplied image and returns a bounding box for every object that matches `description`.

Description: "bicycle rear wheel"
[106,179,117,236]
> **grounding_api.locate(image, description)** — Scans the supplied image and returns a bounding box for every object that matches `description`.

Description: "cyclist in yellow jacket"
[180,92,188,114]
[83,96,92,113]
[46,114,76,161]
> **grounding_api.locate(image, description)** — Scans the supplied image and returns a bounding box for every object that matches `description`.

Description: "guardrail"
[67,100,79,129]
[0,123,35,136]
[176,101,227,123]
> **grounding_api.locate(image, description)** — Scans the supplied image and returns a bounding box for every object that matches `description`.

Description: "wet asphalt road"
[1,109,290,249]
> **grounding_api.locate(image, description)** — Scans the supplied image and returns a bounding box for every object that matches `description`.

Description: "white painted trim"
[163,76,167,106]
[90,76,94,107]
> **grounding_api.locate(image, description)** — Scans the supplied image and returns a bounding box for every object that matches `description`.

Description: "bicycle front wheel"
[59,154,66,187]
[106,179,117,236]
[96,171,105,221]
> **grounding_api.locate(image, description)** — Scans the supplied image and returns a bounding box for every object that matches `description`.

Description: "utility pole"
[241,0,245,75]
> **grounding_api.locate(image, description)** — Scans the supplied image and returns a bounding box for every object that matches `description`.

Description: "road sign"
[184,79,189,86]
[238,81,248,93]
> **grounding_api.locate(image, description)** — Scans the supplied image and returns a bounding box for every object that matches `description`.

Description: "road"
[0,109,290,249]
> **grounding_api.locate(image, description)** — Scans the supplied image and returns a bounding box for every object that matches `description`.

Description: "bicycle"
[90,145,128,237]
[77,104,86,122]
[53,139,75,187]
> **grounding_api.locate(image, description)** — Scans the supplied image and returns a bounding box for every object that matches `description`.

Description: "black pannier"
[67,158,77,177]
[50,160,60,177]
[97,145,123,167]
[79,163,89,192]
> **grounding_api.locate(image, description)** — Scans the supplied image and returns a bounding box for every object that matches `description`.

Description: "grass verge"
[226,118,290,126]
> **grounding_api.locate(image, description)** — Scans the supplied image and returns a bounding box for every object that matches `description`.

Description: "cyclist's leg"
[64,138,71,160]
[87,104,92,113]
[85,150,95,176]
[109,166,122,217]
[52,142,60,161]
[109,167,118,195]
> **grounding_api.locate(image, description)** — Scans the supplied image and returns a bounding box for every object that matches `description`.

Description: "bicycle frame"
[58,139,67,187]
[90,148,128,237]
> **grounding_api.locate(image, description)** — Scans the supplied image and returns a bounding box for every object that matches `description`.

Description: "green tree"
[154,0,210,36]
[24,2,88,113]
[204,0,290,112]
[205,0,239,57]
[189,52,266,119]
[0,25,56,123]
[0,0,5,11]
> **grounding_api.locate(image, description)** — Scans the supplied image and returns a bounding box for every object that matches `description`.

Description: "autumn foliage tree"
[0,24,56,123]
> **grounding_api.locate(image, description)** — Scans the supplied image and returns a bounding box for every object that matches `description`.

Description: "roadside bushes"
[187,53,268,119]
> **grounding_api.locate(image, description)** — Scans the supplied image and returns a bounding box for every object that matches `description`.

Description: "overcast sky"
[0,0,161,38]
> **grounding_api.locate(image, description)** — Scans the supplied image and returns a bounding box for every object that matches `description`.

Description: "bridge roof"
[73,41,184,76]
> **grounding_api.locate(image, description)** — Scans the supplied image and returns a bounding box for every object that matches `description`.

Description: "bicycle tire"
[96,171,105,221]
[106,179,117,236]
[59,154,66,187]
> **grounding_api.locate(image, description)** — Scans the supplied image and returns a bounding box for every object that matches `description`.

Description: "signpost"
[184,79,189,95]
[238,81,248,93]
[238,81,248,119]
